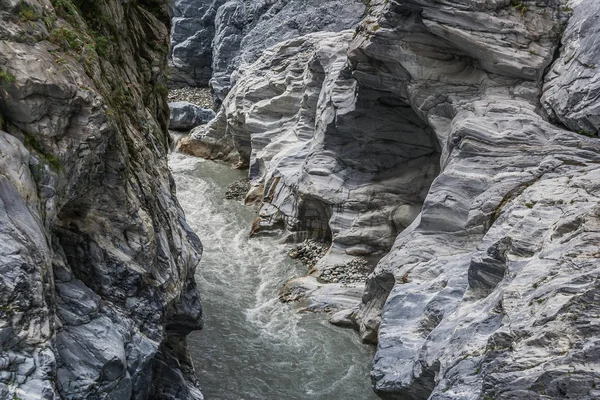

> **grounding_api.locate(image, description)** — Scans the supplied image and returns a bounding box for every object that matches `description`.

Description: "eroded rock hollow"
[180,0,600,398]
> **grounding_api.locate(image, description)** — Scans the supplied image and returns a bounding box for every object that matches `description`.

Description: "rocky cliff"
[180,0,600,398]
[168,0,365,102]
[0,0,203,399]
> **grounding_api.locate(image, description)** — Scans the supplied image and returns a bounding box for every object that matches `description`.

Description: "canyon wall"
[181,0,600,398]
[0,0,203,398]
[168,0,365,103]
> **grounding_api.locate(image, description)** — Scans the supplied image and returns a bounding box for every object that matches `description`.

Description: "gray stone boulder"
[169,101,216,131]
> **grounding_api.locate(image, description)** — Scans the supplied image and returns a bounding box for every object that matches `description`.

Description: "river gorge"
[1,0,600,399]
[170,153,378,399]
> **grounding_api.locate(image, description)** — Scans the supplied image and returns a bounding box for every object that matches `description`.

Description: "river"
[169,153,378,400]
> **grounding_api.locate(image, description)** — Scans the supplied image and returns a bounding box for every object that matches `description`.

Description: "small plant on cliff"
[511,0,528,15]
[109,85,134,111]
[50,0,81,27]
[155,83,168,97]
[0,71,16,86]
[577,129,597,138]
[50,27,87,51]
[93,34,110,58]
[17,1,41,22]
[23,132,62,171]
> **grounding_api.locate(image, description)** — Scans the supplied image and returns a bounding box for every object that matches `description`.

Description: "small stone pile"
[289,240,329,269]
[225,178,250,201]
[168,87,214,109]
[319,258,371,284]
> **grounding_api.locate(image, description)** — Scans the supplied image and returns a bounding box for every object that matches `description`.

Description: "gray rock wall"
[0,0,203,399]
[351,1,600,399]
[179,0,600,398]
[169,0,225,88]
[168,0,365,102]
[180,31,440,314]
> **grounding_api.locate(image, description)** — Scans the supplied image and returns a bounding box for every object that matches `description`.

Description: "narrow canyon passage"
[169,153,378,400]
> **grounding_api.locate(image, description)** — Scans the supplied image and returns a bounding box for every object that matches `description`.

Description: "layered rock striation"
[168,0,365,102]
[180,0,600,398]
[180,29,440,312]
[0,0,204,399]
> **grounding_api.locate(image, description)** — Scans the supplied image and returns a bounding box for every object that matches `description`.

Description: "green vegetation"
[0,71,16,86]
[43,14,57,30]
[94,35,110,57]
[23,132,61,171]
[17,1,41,22]
[511,0,528,16]
[577,129,597,138]
[110,85,134,110]
[50,26,87,52]
[155,83,168,97]
[50,0,82,27]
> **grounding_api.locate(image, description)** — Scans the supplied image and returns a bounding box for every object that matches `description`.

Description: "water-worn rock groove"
[181,0,600,398]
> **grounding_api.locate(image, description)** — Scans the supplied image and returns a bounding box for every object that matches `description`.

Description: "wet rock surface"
[0,1,203,399]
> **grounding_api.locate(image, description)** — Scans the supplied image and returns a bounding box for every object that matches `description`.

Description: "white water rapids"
[169,153,378,400]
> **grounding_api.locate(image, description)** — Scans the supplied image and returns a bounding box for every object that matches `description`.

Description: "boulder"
[169,101,216,131]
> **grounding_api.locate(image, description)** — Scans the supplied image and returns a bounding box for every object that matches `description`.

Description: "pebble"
[225,179,250,201]
[168,87,214,110]
[289,239,329,269]
[319,258,372,285]
[289,240,373,285]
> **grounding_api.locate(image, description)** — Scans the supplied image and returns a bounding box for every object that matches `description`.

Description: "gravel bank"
[168,87,214,109]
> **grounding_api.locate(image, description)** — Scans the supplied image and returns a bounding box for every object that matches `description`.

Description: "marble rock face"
[0,1,204,399]
[181,0,600,398]
[180,30,440,312]
[169,101,216,131]
[168,0,226,88]
[168,0,365,102]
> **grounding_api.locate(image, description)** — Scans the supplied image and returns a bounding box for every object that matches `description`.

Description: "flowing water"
[169,153,378,400]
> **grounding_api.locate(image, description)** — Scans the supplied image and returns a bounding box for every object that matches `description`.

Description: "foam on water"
[169,153,377,400]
